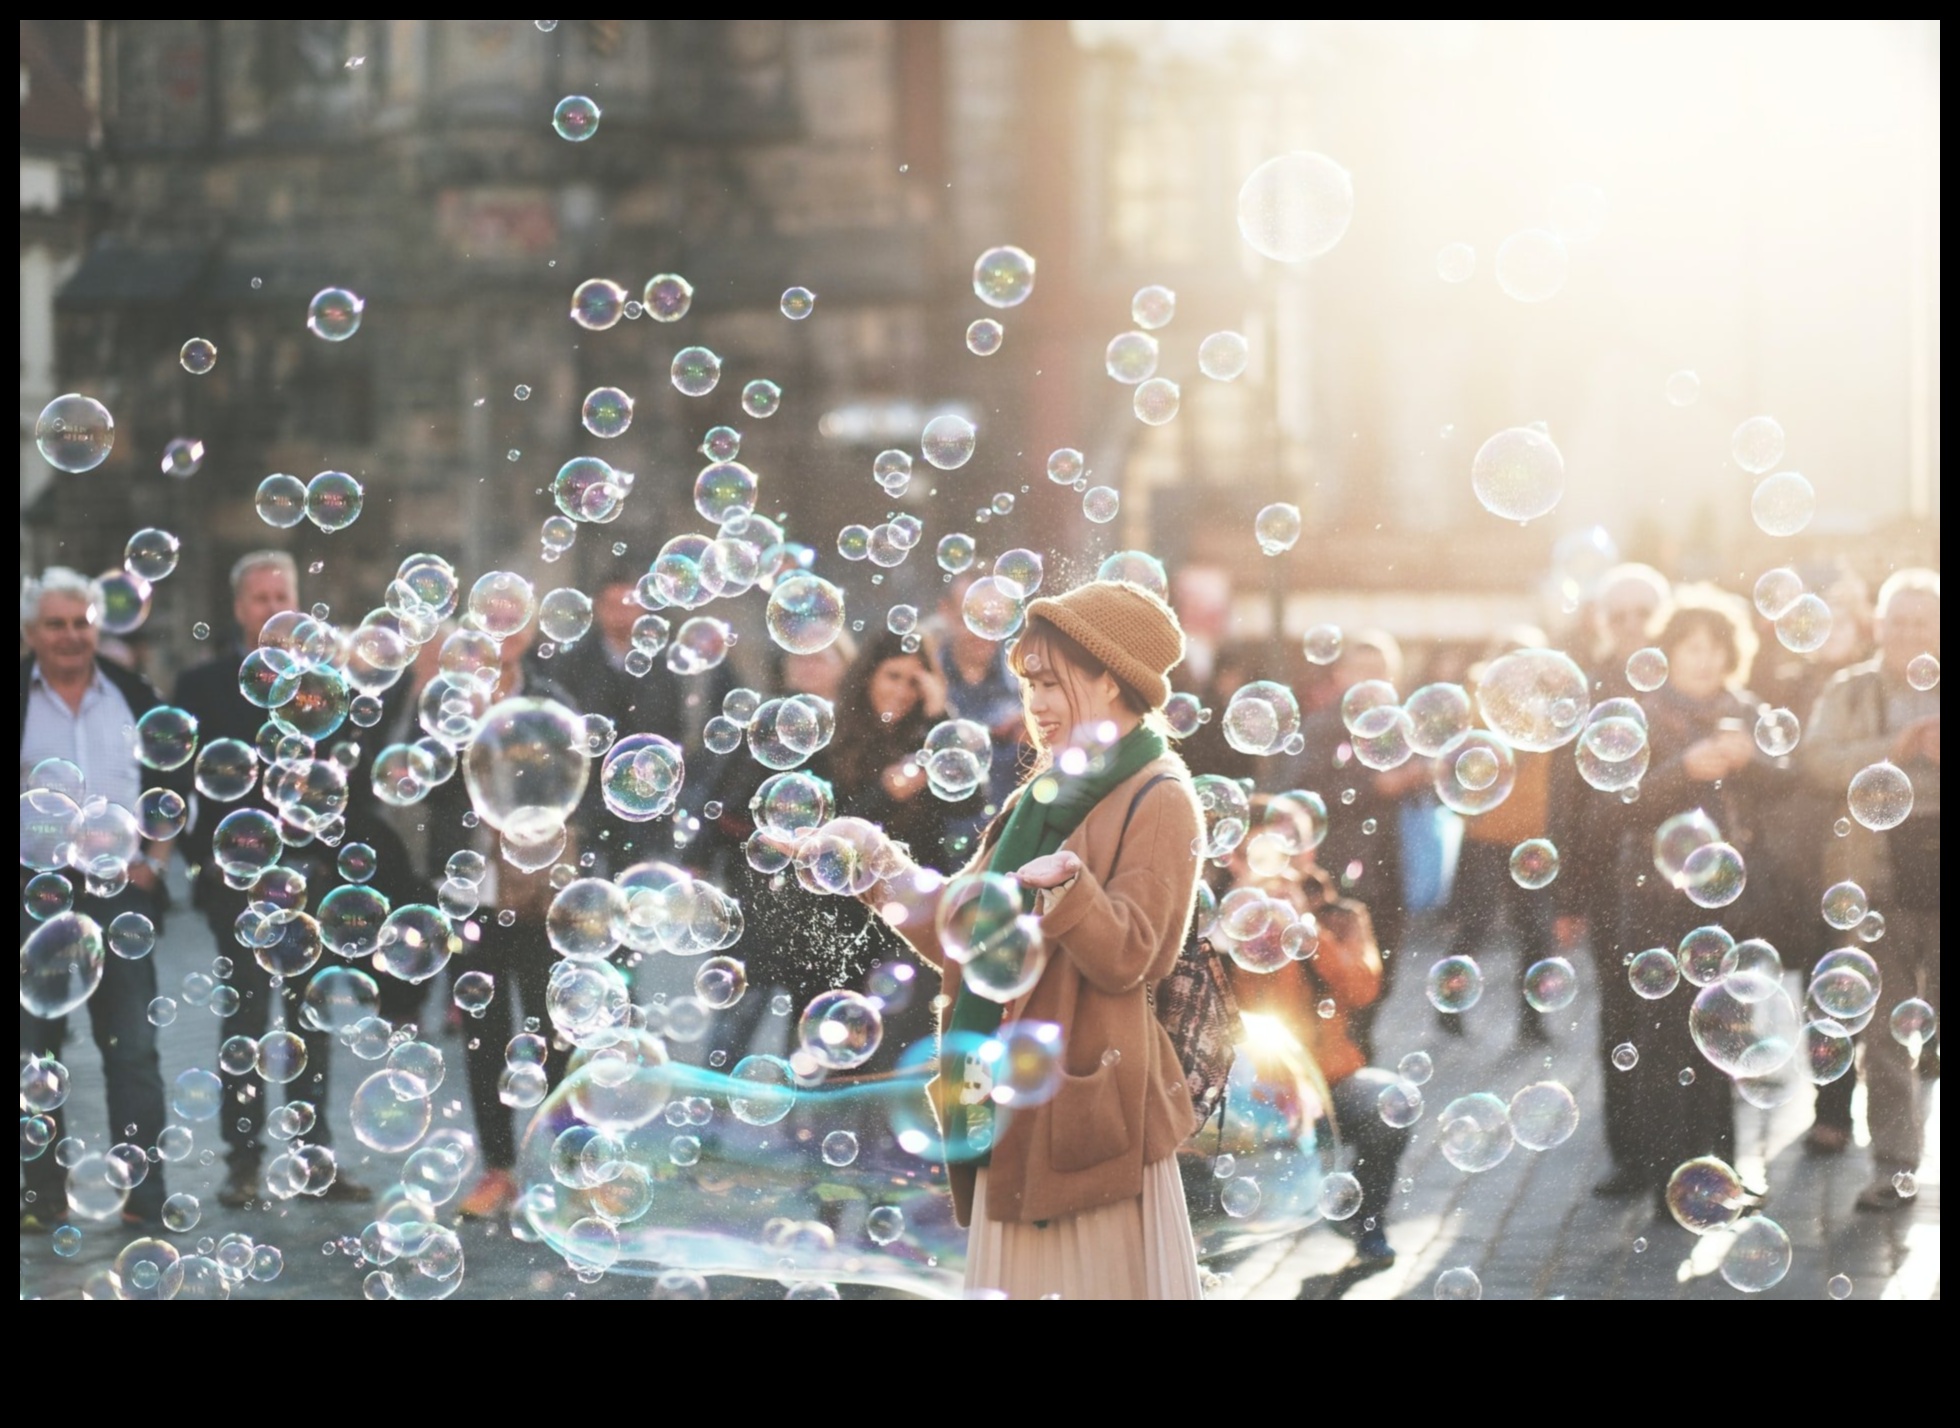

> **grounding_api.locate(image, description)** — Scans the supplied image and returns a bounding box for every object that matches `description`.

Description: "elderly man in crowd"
[18,568,174,1229]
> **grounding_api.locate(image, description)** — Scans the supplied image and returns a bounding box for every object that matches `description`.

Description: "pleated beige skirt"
[964,1157,1204,1300]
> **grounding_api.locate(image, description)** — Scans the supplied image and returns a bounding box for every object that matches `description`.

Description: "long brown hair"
[825,628,940,794]
[1007,616,1155,769]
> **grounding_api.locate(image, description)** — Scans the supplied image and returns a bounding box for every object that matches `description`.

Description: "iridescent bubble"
[921,413,977,469]
[1132,378,1180,426]
[766,574,846,656]
[1316,1170,1362,1222]
[1296,625,1342,669]
[1611,1042,1639,1071]
[1222,681,1301,757]
[1751,472,1815,538]
[1081,486,1121,523]
[160,437,205,478]
[1198,330,1248,381]
[552,94,601,142]
[1434,730,1517,815]
[1254,503,1301,556]
[1690,979,1800,1078]
[1476,648,1588,752]
[797,990,883,1071]
[1396,1051,1434,1086]
[1731,416,1785,474]
[1847,762,1913,831]
[600,733,685,821]
[1719,1216,1792,1293]
[1105,331,1159,385]
[1220,1176,1263,1218]
[108,911,156,960]
[179,337,217,375]
[1625,647,1668,692]
[570,278,628,332]
[1403,682,1471,756]
[1434,1267,1482,1301]
[643,273,693,321]
[1523,956,1578,1013]
[538,587,594,646]
[972,245,1036,308]
[1437,1092,1514,1173]
[1508,1081,1579,1151]
[960,576,1025,641]
[1471,426,1566,522]
[702,425,742,461]
[463,697,589,839]
[1774,593,1832,654]
[671,346,722,397]
[1665,369,1701,406]
[742,380,782,419]
[1889,997,1937,1050]
[1377,1079,1423,1128]
[349,1070,431,1153]
[1802,1018,1854,1084]
[1509,838,1560,889]
[135,705,199,770]
[304,470,363,532]
[992,548,1044,599]
[1752,568,1804,620]
[693,461,758,524]
[123,528,181,583]
[1628,947,1682,1000]
[34,394,116,473]
[467,571,537,638]
[1426,955,1483,1014]
[965,319,1004,356]
[1681,841,1746,909]
[307,287,363,341]
[1435,242,1476,283]
[1819,880,1869,931]
[1828,1274,1853,1300]
[580,386,633,439]
[780,286,816,320]
[1046,448,1085,486]
[1236,151,1354,262]
[1754,707,1800,757]
[1095,550,1168,598]
[1494,229,1568,302]
[1906,653,1939,690]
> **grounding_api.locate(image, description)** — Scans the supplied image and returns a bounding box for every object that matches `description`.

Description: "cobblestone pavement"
[20,871,1940,1301]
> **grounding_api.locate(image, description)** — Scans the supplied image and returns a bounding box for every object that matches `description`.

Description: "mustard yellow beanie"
[1023,579,1186,709]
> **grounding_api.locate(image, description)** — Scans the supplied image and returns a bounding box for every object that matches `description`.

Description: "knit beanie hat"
[1023,579,1186,710]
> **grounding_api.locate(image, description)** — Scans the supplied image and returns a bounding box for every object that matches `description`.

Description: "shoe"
[319,1173,375,1205]
[1854,1177,1914,1213]
[1803,1124,1850,1156]
[218,1162,261,1209]
[1592,1166,1647,1198]
[456,1169,519,1220]
[1350,1227,1396,1266]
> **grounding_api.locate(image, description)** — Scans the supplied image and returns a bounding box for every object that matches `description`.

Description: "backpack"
[1114,774,1244,1126]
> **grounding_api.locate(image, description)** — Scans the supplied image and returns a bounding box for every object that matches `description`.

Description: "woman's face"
[1020,646,1124,750]
[869,656,923,724]
[1668,624,1732,699]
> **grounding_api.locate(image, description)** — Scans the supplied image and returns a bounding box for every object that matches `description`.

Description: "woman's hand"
[1016,851,1082,890]
[914,664,949,721]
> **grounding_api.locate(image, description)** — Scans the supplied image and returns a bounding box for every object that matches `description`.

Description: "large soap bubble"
[972,246,1036,308]
[1471,426,1566,522]
[20,912,105,1019]
[1222,681,1301,756]
[1690,978,1799,1078]
[462,698,590,841]
[35,394,116,473]
[1433,730,1517,815]
[765,574,846,655]
[1236,152,1354,262]
[1474,648,1589,751]
[1847,762,1913,831]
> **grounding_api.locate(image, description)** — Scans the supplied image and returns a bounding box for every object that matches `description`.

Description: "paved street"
[20,868,1940,1300]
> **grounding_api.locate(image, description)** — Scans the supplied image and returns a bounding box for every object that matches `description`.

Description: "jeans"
[1329,1068,1414,1232]
[458,918,570,1170]
[19,882,169,1219]
[1859,908,1940,1170]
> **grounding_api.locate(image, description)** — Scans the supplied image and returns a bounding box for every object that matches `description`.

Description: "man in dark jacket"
[19,567,176,1228]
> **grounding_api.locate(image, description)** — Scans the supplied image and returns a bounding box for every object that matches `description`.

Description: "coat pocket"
[1048,1060,1132,1173]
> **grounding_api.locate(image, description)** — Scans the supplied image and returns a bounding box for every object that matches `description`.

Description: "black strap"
[1110,772,1176,876]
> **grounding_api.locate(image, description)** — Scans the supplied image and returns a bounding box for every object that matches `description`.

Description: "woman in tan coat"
[852,580,1205,1298]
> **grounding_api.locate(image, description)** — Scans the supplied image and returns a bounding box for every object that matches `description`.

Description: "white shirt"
[19,664,143,813]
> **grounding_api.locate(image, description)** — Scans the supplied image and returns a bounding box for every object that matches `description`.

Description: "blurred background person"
[1586,563,1673,700]
[1594,588,1782,1210]
[19,568,174,1229]
[172,551,400,1208]
[936,574,1029,851]
[1799,568,1939,1209]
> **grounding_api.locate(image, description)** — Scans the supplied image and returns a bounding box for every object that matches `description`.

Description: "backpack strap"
[1111,772,1176,874]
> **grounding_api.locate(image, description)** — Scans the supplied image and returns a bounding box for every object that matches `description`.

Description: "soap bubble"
[922,719,992,799]
[1774,594,1832,654]
[1751,568,1804,621]
[644,273,694,322]
[980,1021,1065,1109]
[1754,707,1800,757]
[921,413,977,469]
[179,337,217,374]
[1426,955,1483,1014]
[1803,1018,1855,1084]
[552,457,626,524]
[1255,503,1301,555]
[1625,647,1668,692]
[742,380,782,419]
[1377,1079,1423,1128]
[1847,762,1913,831]
[1438,1092,1514,1173]
[992,548,1045,598]
[1220,1177,1263,1218]
[1751,472,1815,537]
[1665,369,1701,406]
[135,705,199,770]
[1508,1081,1579,1151]
[107,911,156,960]
[973,246,1035,308]
[1681,842,1747,909]
[124,528,181,582]
[1193,775,1252,859]
[1509,838,1560,889]
[1523,956,1578,1013]
[1628,948,1682,1000]
[307,286,363,341]
[350,1070,432,1153]
[1690,979,1799,1078]
[570,278,628,332]
[19,913,104,1019]
[601,733,685,821]
[1889,997,1937,1051]
[780,286,816,320]
[1435,242,1476,283]
[1720,1216,1792,1293]
[1317,1171,1362,1221]
[23,872,73,921]
[1235,151,1354,262]
[965,319,1004,356]
[34,394,116,473]
[537,587,594,647]
[726,1055,797,1126]
[1434,1267,1482,1300]
[961,577,1025,641]
[552,94,601,141]
[581,386,633,439]
[467,570,536,638]
[1494,229,1568,302]
[1731,416,1785,474]
[304,470,363,531]
[865,1206,905,1246]
[1819,880,1869,932]
[1198,330,1249,380]
[766,573,846,655]
[1082,485,1121,523]
[1433,730,1517,815]
[671,346,722,397]
[1471,426,1566,522]
[1132,378,1180,426]
[797,990,882,1071]
[1105,331,1158,384]
[463,697,589,839]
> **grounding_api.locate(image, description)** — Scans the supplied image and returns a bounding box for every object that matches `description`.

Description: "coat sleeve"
[1037,780,1200,995]
[1799,671,1894,795]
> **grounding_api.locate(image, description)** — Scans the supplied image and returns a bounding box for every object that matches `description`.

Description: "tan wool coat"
[883,753,1203,1227]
